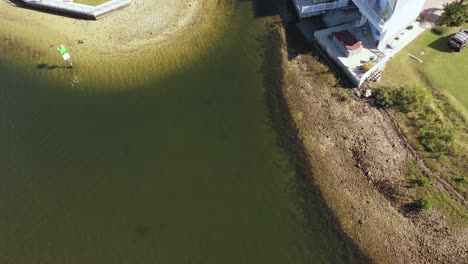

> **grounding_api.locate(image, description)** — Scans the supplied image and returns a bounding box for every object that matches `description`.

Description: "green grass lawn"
[74,0,109,6]
[381,25,468,118]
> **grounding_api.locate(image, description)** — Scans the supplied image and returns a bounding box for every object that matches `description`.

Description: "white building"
[293,0,426,52]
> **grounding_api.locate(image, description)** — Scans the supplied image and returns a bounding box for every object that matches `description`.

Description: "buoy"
[58,44,73,68]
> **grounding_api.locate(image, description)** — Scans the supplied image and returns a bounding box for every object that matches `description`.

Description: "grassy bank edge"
[372,25,468,216]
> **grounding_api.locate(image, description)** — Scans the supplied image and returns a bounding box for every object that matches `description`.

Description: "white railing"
[297,0,349,15]
[351,0,385,30]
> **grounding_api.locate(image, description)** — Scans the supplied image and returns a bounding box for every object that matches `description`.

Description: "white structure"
[19,0,131,19]
[293,0,350,18]
[293,0,426,51]
[353,0,426,51]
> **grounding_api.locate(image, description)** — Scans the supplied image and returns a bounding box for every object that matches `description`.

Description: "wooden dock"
[19,0,132,20]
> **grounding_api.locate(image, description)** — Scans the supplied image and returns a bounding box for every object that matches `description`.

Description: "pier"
[19,0,131,19]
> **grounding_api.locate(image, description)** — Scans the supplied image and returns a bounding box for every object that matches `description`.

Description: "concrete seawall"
[20,0,131,19]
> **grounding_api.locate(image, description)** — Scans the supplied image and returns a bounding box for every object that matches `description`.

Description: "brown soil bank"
[267,13,467,264]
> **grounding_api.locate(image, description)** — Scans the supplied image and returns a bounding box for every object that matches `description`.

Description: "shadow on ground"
[420,7,443,24]
[241,0,313,60]
[428,35,455,53]
[36,63,71,70]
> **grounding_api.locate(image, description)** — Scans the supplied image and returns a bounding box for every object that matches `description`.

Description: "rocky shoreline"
[266,3,467,263]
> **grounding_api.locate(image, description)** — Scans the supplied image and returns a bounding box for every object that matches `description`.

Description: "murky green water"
[0,1,361,263]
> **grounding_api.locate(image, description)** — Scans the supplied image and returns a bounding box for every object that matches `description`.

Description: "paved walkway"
[20,0,131,19]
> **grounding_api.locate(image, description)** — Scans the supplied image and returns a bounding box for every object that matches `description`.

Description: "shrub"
[415,197,434,210]
[375,86,429,109]
[398,85,430,112]
[403,160,430,187]
[414,176,430,187]
[406,25,414,30]
[403,160,423,177]
[418,123,454,152]
[431,26,449,35]
[440,2,468,26]
[376,85,454,153]
[375,86,398,107]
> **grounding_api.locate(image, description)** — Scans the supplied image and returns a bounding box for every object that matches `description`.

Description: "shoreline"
[269,4,467,263]
[0,0,231,86]
[281,37,467,264]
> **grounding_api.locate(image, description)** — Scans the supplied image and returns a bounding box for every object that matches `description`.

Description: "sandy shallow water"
[0,0,228,87]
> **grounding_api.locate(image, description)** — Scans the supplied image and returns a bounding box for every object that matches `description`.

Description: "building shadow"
[428,35,454,53]
[239,0,281,18]
[420,7,443,25]
[36,63,71,70]
[241,0,317,61]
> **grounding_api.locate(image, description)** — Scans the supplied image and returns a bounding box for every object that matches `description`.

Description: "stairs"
[355,14,368,27]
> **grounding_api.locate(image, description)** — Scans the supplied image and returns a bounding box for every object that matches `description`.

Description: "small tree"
[440,1,468,26]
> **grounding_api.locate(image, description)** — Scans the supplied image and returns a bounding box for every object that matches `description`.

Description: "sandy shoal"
[0,0,227,85]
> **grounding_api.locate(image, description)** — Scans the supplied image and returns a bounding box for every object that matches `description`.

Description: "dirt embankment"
[267,13,467,264]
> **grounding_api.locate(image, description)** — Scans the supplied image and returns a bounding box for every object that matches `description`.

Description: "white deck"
[315,23,382,86]
[314,21,427,86]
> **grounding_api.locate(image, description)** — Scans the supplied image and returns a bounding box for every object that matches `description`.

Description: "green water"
[0,1,361,263]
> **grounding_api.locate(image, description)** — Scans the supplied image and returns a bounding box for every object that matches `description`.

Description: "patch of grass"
[376,84,467,202]
[333,88,351,102]
[375,85,430,111]
[381,24,468,118]
[403,160,430,187]
[431,190,468,224]
[378,26,468,204]
[376,86,454,153]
